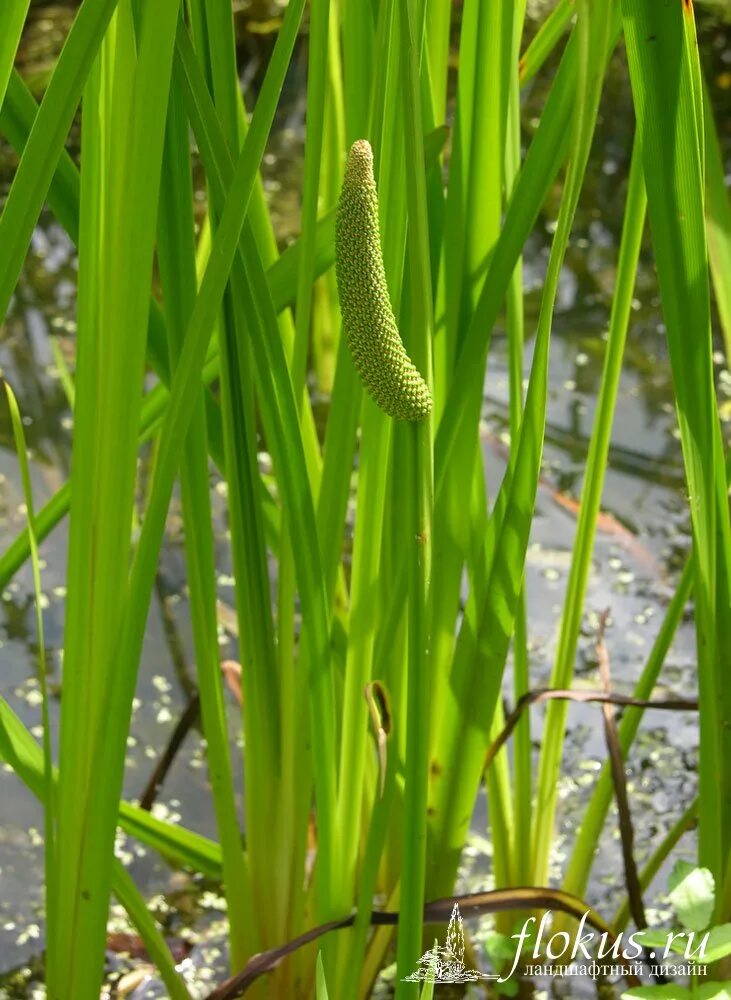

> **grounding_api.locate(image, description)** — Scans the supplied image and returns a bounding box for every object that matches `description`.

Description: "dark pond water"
[0,1,730,996]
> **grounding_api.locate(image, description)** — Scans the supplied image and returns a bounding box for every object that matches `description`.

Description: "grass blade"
[0,0,119,317]
[52,3,182,994]
[1,379,56,972]
[394,0,434,984]
[0,697,193,999]
[174,18,341,929]
[519,0,574,84]
[622,0,731,888]
[157,75,254,966]
[0,0,31,110]
[316,952,330,999]
[428,0,617,898]
[532,135,647,885]
[703,73,731,362]
[112,865,194,1000]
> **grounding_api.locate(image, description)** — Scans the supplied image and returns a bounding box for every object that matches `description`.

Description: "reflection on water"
[0,1,730,995]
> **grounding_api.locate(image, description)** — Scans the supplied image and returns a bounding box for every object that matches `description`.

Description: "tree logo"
[402,904,497,984]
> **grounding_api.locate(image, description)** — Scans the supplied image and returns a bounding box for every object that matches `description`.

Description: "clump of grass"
[0,0,729,997]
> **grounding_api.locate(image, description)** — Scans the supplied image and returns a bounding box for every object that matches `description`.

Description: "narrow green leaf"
[0,0,119,318]
[563,559,694,908]
[52,3,183,994]
[0,697,193,998]
[174,18,340,922]
[157,74,254,965]
[419,971,436,1000]
[0,70,80,238]
[533,136,647,885]
[118,803,223,879]
[316,952,330,1000]
[0,0,31,111]
[1,379,56,948]
[622,0,731,884]
[519,0,574,85]
[112,865,193,1000]
[394,0,435,981]
[428,0,617,898]
[0,660,222,882]
[703,74,731,361]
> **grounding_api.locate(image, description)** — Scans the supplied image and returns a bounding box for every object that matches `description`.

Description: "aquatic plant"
[0,0,729,997]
